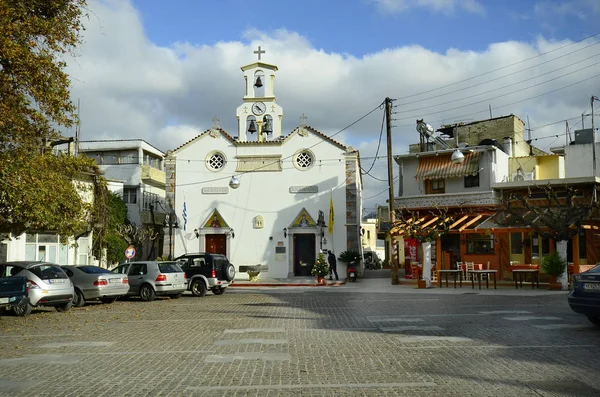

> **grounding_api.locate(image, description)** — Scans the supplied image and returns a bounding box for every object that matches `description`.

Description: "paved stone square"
[0,282,598,396]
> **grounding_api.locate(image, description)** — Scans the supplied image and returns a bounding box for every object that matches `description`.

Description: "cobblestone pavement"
[0,285,598,397]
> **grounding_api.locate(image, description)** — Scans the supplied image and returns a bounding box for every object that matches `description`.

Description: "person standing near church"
[327,250,339,281]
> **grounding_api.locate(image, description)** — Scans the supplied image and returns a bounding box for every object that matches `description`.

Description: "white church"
[167,47,363,278]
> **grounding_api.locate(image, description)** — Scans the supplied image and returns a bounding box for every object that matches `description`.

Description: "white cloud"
[67,0,600,211]
[370,0,485,15]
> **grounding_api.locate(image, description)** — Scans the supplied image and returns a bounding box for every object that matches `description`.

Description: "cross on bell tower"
[253,45,266,61]
[236,46,283,142]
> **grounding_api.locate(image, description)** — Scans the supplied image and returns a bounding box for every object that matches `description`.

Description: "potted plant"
[541,251,566,290]
[312,253,330,285]
[338,250,361,264]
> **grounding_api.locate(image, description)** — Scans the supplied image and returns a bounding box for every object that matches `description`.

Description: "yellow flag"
[328,195,334,234]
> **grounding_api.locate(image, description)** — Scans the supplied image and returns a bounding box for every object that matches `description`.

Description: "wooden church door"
[206,234,226,255]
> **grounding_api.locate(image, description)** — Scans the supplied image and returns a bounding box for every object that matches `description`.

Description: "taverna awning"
[415,152,480,180]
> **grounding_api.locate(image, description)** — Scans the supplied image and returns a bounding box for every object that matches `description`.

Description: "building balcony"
[394,191,499,210]
[141,165,166,188]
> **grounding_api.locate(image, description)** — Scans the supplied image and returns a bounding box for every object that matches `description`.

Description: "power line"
[392,31,600,102]
[392,72,600,128]
[361,108,386,175]
[392,67,600,122]
[393,55,600,115]
[176,101,385,187]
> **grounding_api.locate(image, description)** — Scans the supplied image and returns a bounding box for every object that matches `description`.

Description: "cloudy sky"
[66,0,600,213]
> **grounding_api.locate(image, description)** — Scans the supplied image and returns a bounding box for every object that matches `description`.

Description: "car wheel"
[171,293,183,299]
[100,297,117,304]
[223,264,235,281]
[13,302,32,317]
[212,287,225,295]
[73,289,85,307]
[190,279,207,297]
[139,284,156,302]
[55,301,73,312]
[587,315,600,325]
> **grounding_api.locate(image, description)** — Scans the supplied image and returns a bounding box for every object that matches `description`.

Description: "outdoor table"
[437,269,463,288]
[511,269,540,289]
[469,270,497,290]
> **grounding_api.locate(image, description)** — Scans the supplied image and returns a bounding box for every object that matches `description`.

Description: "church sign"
[202,187,229,194]
[289,185,318,194]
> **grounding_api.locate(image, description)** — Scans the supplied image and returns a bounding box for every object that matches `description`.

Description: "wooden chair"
[430,264,438,283]
[464,262,475,280]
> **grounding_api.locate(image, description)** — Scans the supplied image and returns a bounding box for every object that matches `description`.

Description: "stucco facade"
[169,54,362,279]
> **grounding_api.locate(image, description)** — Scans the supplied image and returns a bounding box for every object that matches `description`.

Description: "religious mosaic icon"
[290,208,316,228]
[203,209,229,229]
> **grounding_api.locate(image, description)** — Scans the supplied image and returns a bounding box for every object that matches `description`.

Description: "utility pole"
[592,97,598,178]
[385,97,399,285]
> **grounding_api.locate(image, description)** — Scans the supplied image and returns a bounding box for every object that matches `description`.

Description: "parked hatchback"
[111,261,187,301]
[0,261,74,315]
[568,264,600,325]
[61,265,130,307]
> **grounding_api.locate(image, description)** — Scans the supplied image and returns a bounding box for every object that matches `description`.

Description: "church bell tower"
[236,46,283,142]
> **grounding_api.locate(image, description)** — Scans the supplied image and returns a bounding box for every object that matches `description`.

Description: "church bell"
[254,76,263,88]
[247,120,257,133]
[261,116,273,135]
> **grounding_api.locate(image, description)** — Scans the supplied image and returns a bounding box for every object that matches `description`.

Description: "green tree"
[0,0,87,148]
[0,1,103,239]
[103,191,129,264]
[0,149,101,237]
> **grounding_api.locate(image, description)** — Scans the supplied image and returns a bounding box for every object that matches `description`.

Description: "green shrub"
[541,251,566,277]
[338,250,361,263]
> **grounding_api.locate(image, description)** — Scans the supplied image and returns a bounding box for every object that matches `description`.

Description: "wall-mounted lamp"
[193,229,199,238]
[231,229,235,239]
[283,228,287,238]
[229,175,241,189]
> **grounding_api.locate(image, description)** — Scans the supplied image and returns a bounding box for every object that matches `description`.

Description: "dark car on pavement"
[174,253,235,297]
[568,264,600,325]
[0,276,29,316]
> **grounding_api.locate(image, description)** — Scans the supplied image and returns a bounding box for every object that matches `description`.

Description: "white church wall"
[172,132,349,278]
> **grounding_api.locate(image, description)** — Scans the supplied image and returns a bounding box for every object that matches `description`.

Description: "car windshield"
[587,265,600,273]
[159,263,183,273]
[78,266,112,274]
[30,265,68,280]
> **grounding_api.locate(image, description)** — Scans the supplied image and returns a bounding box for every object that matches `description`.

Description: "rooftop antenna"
[526,115,532,142]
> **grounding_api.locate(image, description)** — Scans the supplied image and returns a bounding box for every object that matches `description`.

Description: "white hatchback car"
[111,261,187,301]
[0,261,74,315]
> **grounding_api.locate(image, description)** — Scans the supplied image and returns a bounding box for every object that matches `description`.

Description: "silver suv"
[0,261,74,315]
[111,261,187,301]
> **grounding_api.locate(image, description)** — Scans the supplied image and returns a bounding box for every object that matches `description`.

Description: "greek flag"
[183,202,187,231]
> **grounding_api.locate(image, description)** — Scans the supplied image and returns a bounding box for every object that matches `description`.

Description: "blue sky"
[131,0,597,55]
[69,0,600,211]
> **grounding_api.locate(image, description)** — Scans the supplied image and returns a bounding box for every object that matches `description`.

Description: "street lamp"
[164,212,179,259]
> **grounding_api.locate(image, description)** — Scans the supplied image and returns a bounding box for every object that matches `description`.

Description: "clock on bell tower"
[236,46,283,142]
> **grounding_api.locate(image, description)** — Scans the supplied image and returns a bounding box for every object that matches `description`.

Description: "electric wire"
[176,101,384,187]
[391,31,600,102]
[393,55,600,115]
[392,72,600,128]
[392,69,600,122]
[361,108,386,175]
